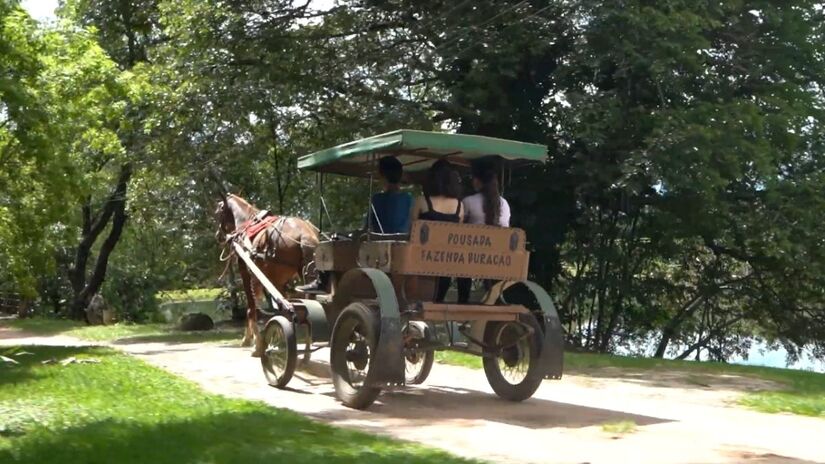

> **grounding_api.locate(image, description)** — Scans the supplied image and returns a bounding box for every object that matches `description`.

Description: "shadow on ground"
[110,329,242,346]
[311,383,672,430]
[0,410,477,464]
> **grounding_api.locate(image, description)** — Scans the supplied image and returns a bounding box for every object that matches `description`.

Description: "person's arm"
[363,194,376,232]
[458,200,465,223]
[500,198,511,227]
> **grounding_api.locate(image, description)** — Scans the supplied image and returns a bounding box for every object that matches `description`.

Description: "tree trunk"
[653,294,705,358]
[68,164,133,320]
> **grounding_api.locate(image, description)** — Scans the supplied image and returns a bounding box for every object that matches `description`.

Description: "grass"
[1,318,242,345]
[600,420,637,435]
[157,288,224,302]
[435,351,825,418]
[0,345,477,464]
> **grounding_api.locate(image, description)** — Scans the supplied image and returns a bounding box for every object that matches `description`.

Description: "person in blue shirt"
[367,156,413,234]
[297,156,411,294]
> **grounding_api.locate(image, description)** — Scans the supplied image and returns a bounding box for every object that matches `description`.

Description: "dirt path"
[3,332,824,464]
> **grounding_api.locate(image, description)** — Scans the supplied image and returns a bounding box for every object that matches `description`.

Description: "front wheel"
[330,303,382,409]
[405,350,434,385]
[483,313,544,401]
[260,315,297,388]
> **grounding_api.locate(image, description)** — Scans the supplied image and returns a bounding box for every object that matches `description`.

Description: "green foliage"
[0,346,478,463]
[4,0,825,367]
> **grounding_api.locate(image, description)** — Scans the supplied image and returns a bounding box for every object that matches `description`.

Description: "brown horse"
[215,194,319,355]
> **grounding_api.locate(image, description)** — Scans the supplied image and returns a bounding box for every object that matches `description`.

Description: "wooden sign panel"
[392,221,530,281]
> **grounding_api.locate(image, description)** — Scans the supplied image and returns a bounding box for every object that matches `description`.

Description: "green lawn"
[0,345,477,464]
[157,288,224,302]
[435,351,825,418]
[2,318,242,344]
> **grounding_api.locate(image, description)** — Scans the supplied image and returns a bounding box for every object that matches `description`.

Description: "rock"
[178,313,214,331]
[85,294,106,326]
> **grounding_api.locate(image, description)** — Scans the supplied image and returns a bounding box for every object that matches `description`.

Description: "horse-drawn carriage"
[233,130,564,409]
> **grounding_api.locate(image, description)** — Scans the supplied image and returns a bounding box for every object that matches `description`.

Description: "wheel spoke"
[496,322,531,385]
[344,325,371,388]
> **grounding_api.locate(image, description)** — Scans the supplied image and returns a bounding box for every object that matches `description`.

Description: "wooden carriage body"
[253,129,564,409]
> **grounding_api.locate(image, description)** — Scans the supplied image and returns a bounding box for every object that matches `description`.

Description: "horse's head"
[214,199,236,243]
[214,193,258,243]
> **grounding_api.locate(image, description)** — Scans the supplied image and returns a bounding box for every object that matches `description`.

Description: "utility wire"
[432,0,532,54]
[446,3,558,58]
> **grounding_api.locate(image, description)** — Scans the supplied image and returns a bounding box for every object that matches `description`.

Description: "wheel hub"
[346,341,369,371]
[501,345,521,367]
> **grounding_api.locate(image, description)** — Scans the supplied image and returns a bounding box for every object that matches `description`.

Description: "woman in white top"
[462,162,511,226]
[457,158,511,303]
[462,160,510,227]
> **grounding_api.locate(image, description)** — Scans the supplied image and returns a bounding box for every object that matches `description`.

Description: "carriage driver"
[296,156,412,294]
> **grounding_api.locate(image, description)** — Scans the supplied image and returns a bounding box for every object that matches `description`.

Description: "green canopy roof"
[297,129,547,178]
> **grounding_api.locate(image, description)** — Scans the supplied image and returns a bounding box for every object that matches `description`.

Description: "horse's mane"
[228,193,259,214]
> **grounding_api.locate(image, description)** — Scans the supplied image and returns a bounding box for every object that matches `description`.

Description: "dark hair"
[424,159,461,198]
[471,158,501,225]
[378,156,403,184]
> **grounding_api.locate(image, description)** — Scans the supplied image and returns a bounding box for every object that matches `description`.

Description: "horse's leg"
[237,261,257,348]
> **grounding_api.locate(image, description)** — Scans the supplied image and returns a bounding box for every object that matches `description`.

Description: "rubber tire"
[330,303,382,409]
[482,313,544,401]
[260,316,297,389]
[405,350,434,385]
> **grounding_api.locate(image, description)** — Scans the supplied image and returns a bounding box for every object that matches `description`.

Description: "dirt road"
[4,331,824,464]
[115,340,823,464]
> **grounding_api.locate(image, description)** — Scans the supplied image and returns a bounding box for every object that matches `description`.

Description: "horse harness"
[242,210,281,241]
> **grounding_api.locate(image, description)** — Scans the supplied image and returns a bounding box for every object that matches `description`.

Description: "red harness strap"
[243,215,280,240]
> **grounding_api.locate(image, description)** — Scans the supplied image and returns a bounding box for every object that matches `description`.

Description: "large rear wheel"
[482,313,544,401]
[330,302,382,409]
[260,315,297,388]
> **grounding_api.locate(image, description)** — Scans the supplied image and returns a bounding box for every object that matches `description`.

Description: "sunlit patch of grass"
[1,319,242,345]
[435,351,481,369]
[0,345,479,464]
[1,318,80,336]
[157,288,223,302]
[601,420,637,435]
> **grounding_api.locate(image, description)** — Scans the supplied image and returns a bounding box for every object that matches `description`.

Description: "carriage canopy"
[297,129,548,179]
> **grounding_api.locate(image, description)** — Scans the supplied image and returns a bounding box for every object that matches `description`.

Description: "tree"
[1,2,75,298]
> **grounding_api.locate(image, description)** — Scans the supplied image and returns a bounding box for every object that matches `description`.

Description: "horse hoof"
[240,338,253,347]
[251,349,263,358]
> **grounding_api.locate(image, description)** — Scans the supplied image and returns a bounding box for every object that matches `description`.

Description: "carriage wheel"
[403,321,434,385]
[404,350,434,385]
[330,302,382,409]
[260,316,297,389]
[482,312,544,401]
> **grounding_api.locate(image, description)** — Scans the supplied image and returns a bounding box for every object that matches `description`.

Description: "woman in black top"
[410,159,464,302]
